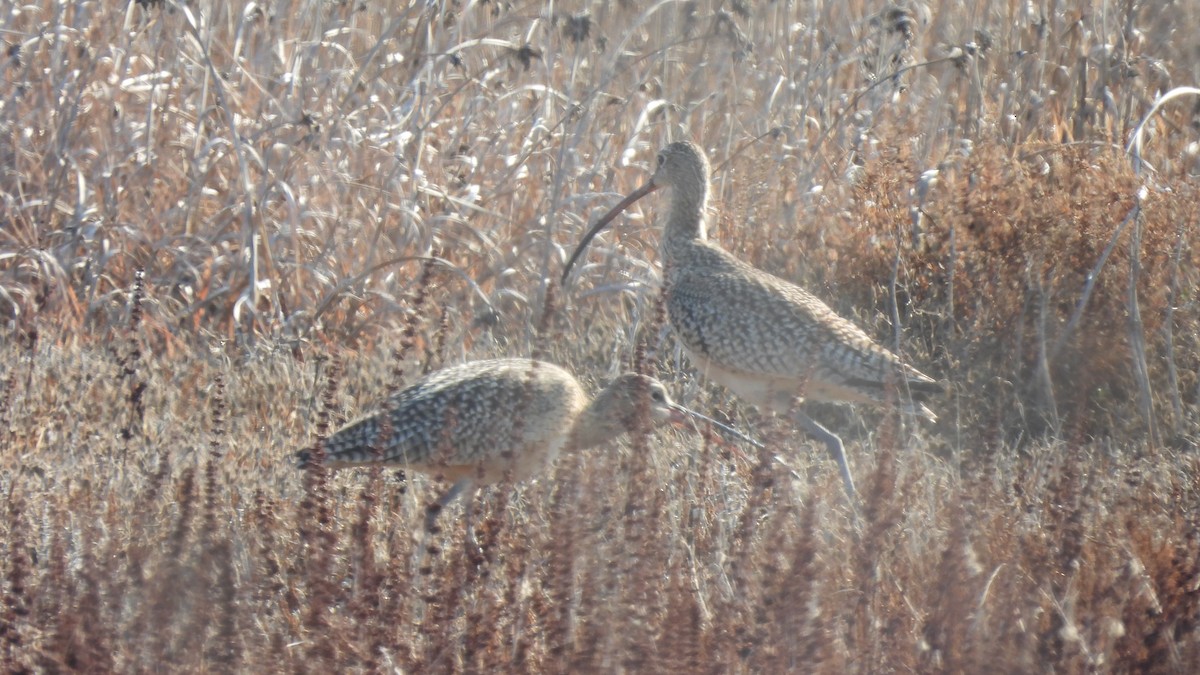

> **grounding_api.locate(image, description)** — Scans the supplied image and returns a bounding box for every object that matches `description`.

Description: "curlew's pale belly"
[679,345,881,412]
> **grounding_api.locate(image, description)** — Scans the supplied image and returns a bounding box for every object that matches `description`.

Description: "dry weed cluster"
[2,0,1199,672]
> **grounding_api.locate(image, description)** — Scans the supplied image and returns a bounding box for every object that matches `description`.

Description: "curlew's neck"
[663,175,709,255]
[567,399,628,450]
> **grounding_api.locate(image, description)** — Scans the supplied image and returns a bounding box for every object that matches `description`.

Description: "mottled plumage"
[563,141,940,501]
[298,358,753,486]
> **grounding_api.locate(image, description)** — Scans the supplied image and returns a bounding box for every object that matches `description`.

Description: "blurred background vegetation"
[1,0,1198,671]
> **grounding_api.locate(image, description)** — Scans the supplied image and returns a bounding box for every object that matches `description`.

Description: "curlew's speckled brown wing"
[666,239,939,407]
[309,359,586,483]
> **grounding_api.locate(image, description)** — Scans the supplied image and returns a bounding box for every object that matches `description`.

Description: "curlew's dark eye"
[650,389,665,402]
[656,153,665,168]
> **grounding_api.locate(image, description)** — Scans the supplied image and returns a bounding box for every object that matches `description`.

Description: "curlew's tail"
[906,377,944,402]
[840,373,943,418]
[907,378,942,422]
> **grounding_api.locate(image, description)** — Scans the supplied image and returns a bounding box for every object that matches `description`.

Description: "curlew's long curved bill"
[561,179,661,283]
[666,403,764,452]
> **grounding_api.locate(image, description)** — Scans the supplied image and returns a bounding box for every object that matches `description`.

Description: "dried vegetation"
[2,0,1199,672]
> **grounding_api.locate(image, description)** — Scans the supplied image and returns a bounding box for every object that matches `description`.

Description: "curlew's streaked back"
[562,141,941,501]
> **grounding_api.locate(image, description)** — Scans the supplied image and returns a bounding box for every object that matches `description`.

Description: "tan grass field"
[2,0,1199,672]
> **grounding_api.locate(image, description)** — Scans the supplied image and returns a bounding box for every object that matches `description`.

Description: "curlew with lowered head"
[297,358,758,522]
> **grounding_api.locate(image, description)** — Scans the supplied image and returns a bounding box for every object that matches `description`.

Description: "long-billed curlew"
[562,141,940,501]
[297,358,757,522]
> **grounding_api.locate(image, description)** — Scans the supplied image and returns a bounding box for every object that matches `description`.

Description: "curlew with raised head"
[298,358,757,519]
[562,141,940,501]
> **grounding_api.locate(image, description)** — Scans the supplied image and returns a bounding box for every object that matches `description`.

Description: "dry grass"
[2,0,1199,672]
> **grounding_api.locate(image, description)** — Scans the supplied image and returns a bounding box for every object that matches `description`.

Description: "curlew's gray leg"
[425,478,488,559]
[424,478,472,535]
[792,411,857,502]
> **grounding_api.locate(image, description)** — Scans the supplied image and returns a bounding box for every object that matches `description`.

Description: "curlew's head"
[561,141,712,284]
[650,141,710,193]
[572,372,760,453]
